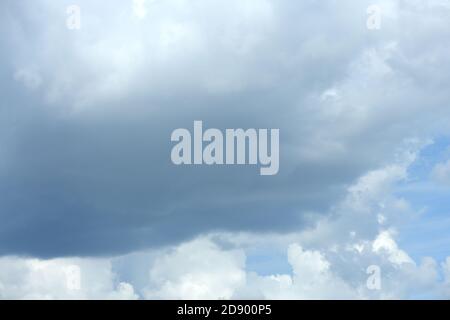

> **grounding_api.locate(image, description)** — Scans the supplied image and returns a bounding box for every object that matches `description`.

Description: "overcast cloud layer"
[1,0,450,299]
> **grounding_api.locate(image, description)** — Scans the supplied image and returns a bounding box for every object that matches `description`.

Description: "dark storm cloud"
[1,0,450,257]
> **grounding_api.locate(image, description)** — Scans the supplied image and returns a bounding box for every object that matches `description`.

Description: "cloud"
[143,238,246,299]
[233,149,449,299]
[0,0,450,266]
[0,256,138,299]
[261,243,357,299]
[136,150,449,299]
[0,101,448,298]
[372,230,414,265]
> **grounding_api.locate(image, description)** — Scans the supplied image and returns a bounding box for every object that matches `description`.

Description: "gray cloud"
[1,0,450,257]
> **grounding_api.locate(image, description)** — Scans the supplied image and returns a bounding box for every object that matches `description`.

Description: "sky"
[0,0,450,299]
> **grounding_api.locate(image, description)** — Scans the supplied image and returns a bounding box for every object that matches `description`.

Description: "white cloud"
[143,238,246,299]
[251,244,357,299]
[372,230,414,265]
[0,230,447,299]
[0,257,138,299]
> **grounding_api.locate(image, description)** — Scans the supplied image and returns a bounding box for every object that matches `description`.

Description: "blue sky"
[396,138,450,262]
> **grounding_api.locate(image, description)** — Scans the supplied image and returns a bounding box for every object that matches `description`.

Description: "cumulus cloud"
[0,256,138,299]
[137,150,449,299]
[143,238,246,299]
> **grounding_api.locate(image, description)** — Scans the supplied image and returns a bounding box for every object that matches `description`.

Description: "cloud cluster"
[0,0,450,299]
[0,256,137,299]
[143,239,246,299]
[1,145,448,299]
[1,0,450,258]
